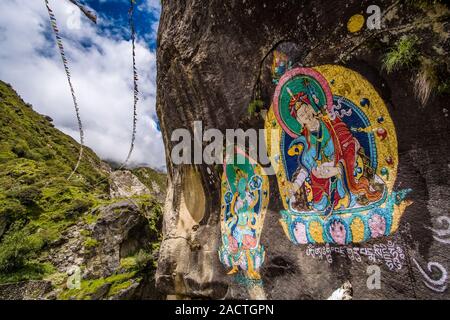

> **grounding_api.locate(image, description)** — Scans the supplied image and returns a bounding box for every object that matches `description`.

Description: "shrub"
[8,186,42,206]
[120,257,137,270]
[65,199,93,218]
[58,271,137,300]
[120,250,153,271]
[415,58,438,106]
[134,250,152,270]
[11,140,30,158]
[108,280,134,297]
[0,226,44,272]
[84,237,99,249]
[247,99,264,117]
[404,0,443,9]
[0,199,27,223]
[382,36,418,74]
[0,262,55,284]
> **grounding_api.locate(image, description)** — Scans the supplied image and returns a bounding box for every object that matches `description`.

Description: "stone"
[0,281,53,300]
[327,281,353,300]
[109,170,151,198]
[90,283,112,300]
[36,195,164,299]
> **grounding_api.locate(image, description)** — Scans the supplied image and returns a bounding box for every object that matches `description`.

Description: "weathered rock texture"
[110,170,151,198]
[39,199,163,300]
[156,0,449,299]
[0,280,52,300]
[48,201,151,278]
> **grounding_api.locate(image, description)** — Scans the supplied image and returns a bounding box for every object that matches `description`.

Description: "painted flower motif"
[368,213,386,238]
[293,221,308,244]
[329,220,347,245]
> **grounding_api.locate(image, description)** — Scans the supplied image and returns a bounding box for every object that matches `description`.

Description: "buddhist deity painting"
[265,65,411,245]
[218,148,269,281]
[272,50,291,84]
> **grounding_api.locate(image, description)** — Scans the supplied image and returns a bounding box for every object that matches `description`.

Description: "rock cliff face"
[156,0,450,299]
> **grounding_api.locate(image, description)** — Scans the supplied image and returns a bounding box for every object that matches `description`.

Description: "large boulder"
[155,0,450,299]
[44,199,163,300]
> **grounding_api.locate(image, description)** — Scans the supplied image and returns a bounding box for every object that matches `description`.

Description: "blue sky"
[0,0,165,170]
[85,0,160,50]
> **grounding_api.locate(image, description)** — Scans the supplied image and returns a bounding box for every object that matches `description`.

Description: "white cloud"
[0,0,165,170]
[138,0,161,43]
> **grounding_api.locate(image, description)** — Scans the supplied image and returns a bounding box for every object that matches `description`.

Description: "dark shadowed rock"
[44,199,163,300]
[0,281,52,300]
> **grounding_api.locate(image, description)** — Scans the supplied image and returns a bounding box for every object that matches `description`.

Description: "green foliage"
[0,81,165,290]
[0,199,26,224]
[7,186,42,206]
[0,80,109,281]
[44,271,67,287]
[83,237,99,249]
[247,99,264,117]
[12,140,31,158]
[132,167,167,194]
[404,0,443,9]
[108,279,134,297]
[137,196,163,241]
[83,212,99,225]
[135,250,153,269]
[0,224,44,273]
[437,80,450,94]
[120,257,137,270]
[0,262,55,284]
[120,249,153,271]
[65,199,93,219]
[382,36,419,74]
[58,271,137,300]
[79,229,91,237]
[0,81,109,190]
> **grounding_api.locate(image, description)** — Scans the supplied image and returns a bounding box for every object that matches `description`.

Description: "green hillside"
[0,80,111,283]
[0,81,165,294]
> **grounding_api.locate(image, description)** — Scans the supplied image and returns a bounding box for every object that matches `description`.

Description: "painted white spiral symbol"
[412,258,448,293]
[425,216,450,244]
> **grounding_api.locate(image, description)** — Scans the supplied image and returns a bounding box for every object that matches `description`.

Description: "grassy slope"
[0,81,164,293]
[0,80,111,283]
[132,167,167,194]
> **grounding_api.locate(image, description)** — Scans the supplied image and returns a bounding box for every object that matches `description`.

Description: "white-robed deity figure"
[286,90,384,216]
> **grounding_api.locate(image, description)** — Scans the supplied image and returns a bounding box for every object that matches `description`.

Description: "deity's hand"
[313,163,340,179]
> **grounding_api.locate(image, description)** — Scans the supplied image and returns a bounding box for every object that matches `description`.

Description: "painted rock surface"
[218,149,269,284]
[266,65,410,245]
[155,0,450,299]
